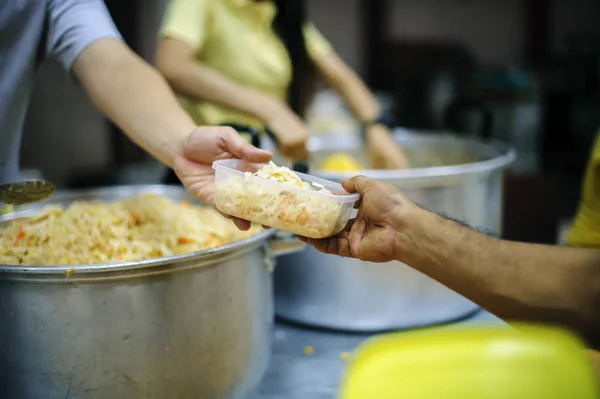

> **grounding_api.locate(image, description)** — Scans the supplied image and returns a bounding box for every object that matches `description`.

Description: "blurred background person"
[567,128,600,249]
[154,0,409,177]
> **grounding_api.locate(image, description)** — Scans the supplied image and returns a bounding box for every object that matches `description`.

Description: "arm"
[46,0,195,167]
[313,52,379,124]
[155,0,281,122]
[45,0,272,209]
[399,206,600,347]
[310,39,408,168]
[304,176,600,348]
[154,38,309,159]
[154,38,280,124]
[74,39,274,209]
[73,39,195,166]
[304,23,379,123]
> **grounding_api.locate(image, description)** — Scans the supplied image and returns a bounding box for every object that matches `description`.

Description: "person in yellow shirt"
[567,129,600,249]
[155,0,408,169]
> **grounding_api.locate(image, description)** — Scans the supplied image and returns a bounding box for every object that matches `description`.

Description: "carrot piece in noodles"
[177,236,193,245]
[14,227,26,247]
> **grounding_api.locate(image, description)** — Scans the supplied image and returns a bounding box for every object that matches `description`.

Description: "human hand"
[298,176,419,262]
[173,126,272,230]
[265,104,310,160]
[366,124,410,169]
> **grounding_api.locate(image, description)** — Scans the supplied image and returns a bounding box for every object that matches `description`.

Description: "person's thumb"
[342,175,372,195]
[220,126,272,163]
[241,144,272,163]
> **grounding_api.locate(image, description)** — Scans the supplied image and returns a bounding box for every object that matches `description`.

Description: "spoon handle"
[0,180,56,205]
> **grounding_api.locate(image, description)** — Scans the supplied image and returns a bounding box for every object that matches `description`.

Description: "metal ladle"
[0,180,56,206]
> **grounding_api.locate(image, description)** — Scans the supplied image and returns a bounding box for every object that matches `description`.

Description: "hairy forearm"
[74,39,196,167]
[156,54,279,124]
[399,207,600,347]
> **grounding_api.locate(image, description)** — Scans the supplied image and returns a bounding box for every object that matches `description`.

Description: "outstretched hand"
[173,126,272,230]
[298,176,416,263]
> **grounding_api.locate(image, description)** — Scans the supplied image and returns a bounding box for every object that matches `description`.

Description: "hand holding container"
[213,160,359,239]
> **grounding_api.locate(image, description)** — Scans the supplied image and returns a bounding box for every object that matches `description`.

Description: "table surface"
[252,309,503,399]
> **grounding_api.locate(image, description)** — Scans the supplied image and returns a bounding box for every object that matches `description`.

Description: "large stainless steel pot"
[274,130,515,332]
[0,185,302,399]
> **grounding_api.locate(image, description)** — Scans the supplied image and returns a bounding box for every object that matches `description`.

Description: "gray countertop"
[253,309,503,399]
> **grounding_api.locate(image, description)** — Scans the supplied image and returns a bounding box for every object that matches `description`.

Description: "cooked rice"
[0,194,261,266]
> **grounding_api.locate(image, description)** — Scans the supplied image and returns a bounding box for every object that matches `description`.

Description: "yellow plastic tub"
[339,323,598,399]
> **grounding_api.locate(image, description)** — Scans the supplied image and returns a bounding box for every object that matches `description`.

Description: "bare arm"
[73,39,196,167]
[400,207,600,347]
[155,38,280,124]
[313,53,379,124]
[314,53,409,168]
[155,38,310,159]
[306,176,600,347]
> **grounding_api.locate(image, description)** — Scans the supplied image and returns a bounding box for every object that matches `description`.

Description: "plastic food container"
[339,323,599,399]
[213,159,360,239]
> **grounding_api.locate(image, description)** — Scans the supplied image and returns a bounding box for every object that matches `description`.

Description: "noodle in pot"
[0,194,261,266]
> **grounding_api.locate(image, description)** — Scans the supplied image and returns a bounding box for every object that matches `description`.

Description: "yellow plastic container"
[339,324,598,399]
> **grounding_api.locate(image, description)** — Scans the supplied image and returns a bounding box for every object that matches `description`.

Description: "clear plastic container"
[213,159,360,239]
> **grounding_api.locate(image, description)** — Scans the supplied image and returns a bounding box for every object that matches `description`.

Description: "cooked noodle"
[0,194,261,266]
[215,162,345,238]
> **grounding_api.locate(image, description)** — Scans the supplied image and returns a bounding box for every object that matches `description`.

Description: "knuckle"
[219,125,236,135]
[219,126,239,141]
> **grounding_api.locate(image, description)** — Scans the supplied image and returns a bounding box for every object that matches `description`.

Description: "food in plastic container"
[213,160,360,239]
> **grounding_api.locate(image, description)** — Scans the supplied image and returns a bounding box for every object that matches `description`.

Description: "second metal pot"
[274,132,515,332]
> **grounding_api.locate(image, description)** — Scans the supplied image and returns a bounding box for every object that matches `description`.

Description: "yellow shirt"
[160,0,333,129]
[566,129,600,248]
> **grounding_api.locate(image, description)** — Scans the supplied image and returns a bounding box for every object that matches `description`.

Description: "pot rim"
[309,130,516,181]
[0,185,277,275]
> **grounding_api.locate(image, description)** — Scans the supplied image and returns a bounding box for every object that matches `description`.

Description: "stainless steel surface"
[274,131,515,332]
[253,310,505,399]
[464,102,542,173]
[0,185,302,399]
[0,180,55,205]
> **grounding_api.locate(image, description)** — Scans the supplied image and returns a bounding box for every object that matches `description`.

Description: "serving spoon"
[0,180,56,206]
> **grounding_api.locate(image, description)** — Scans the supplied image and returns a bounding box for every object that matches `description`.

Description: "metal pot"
[274,131,515,332]
[0,185,303,399]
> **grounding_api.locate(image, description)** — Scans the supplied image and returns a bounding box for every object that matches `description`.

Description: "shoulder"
[46,0,122,72]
